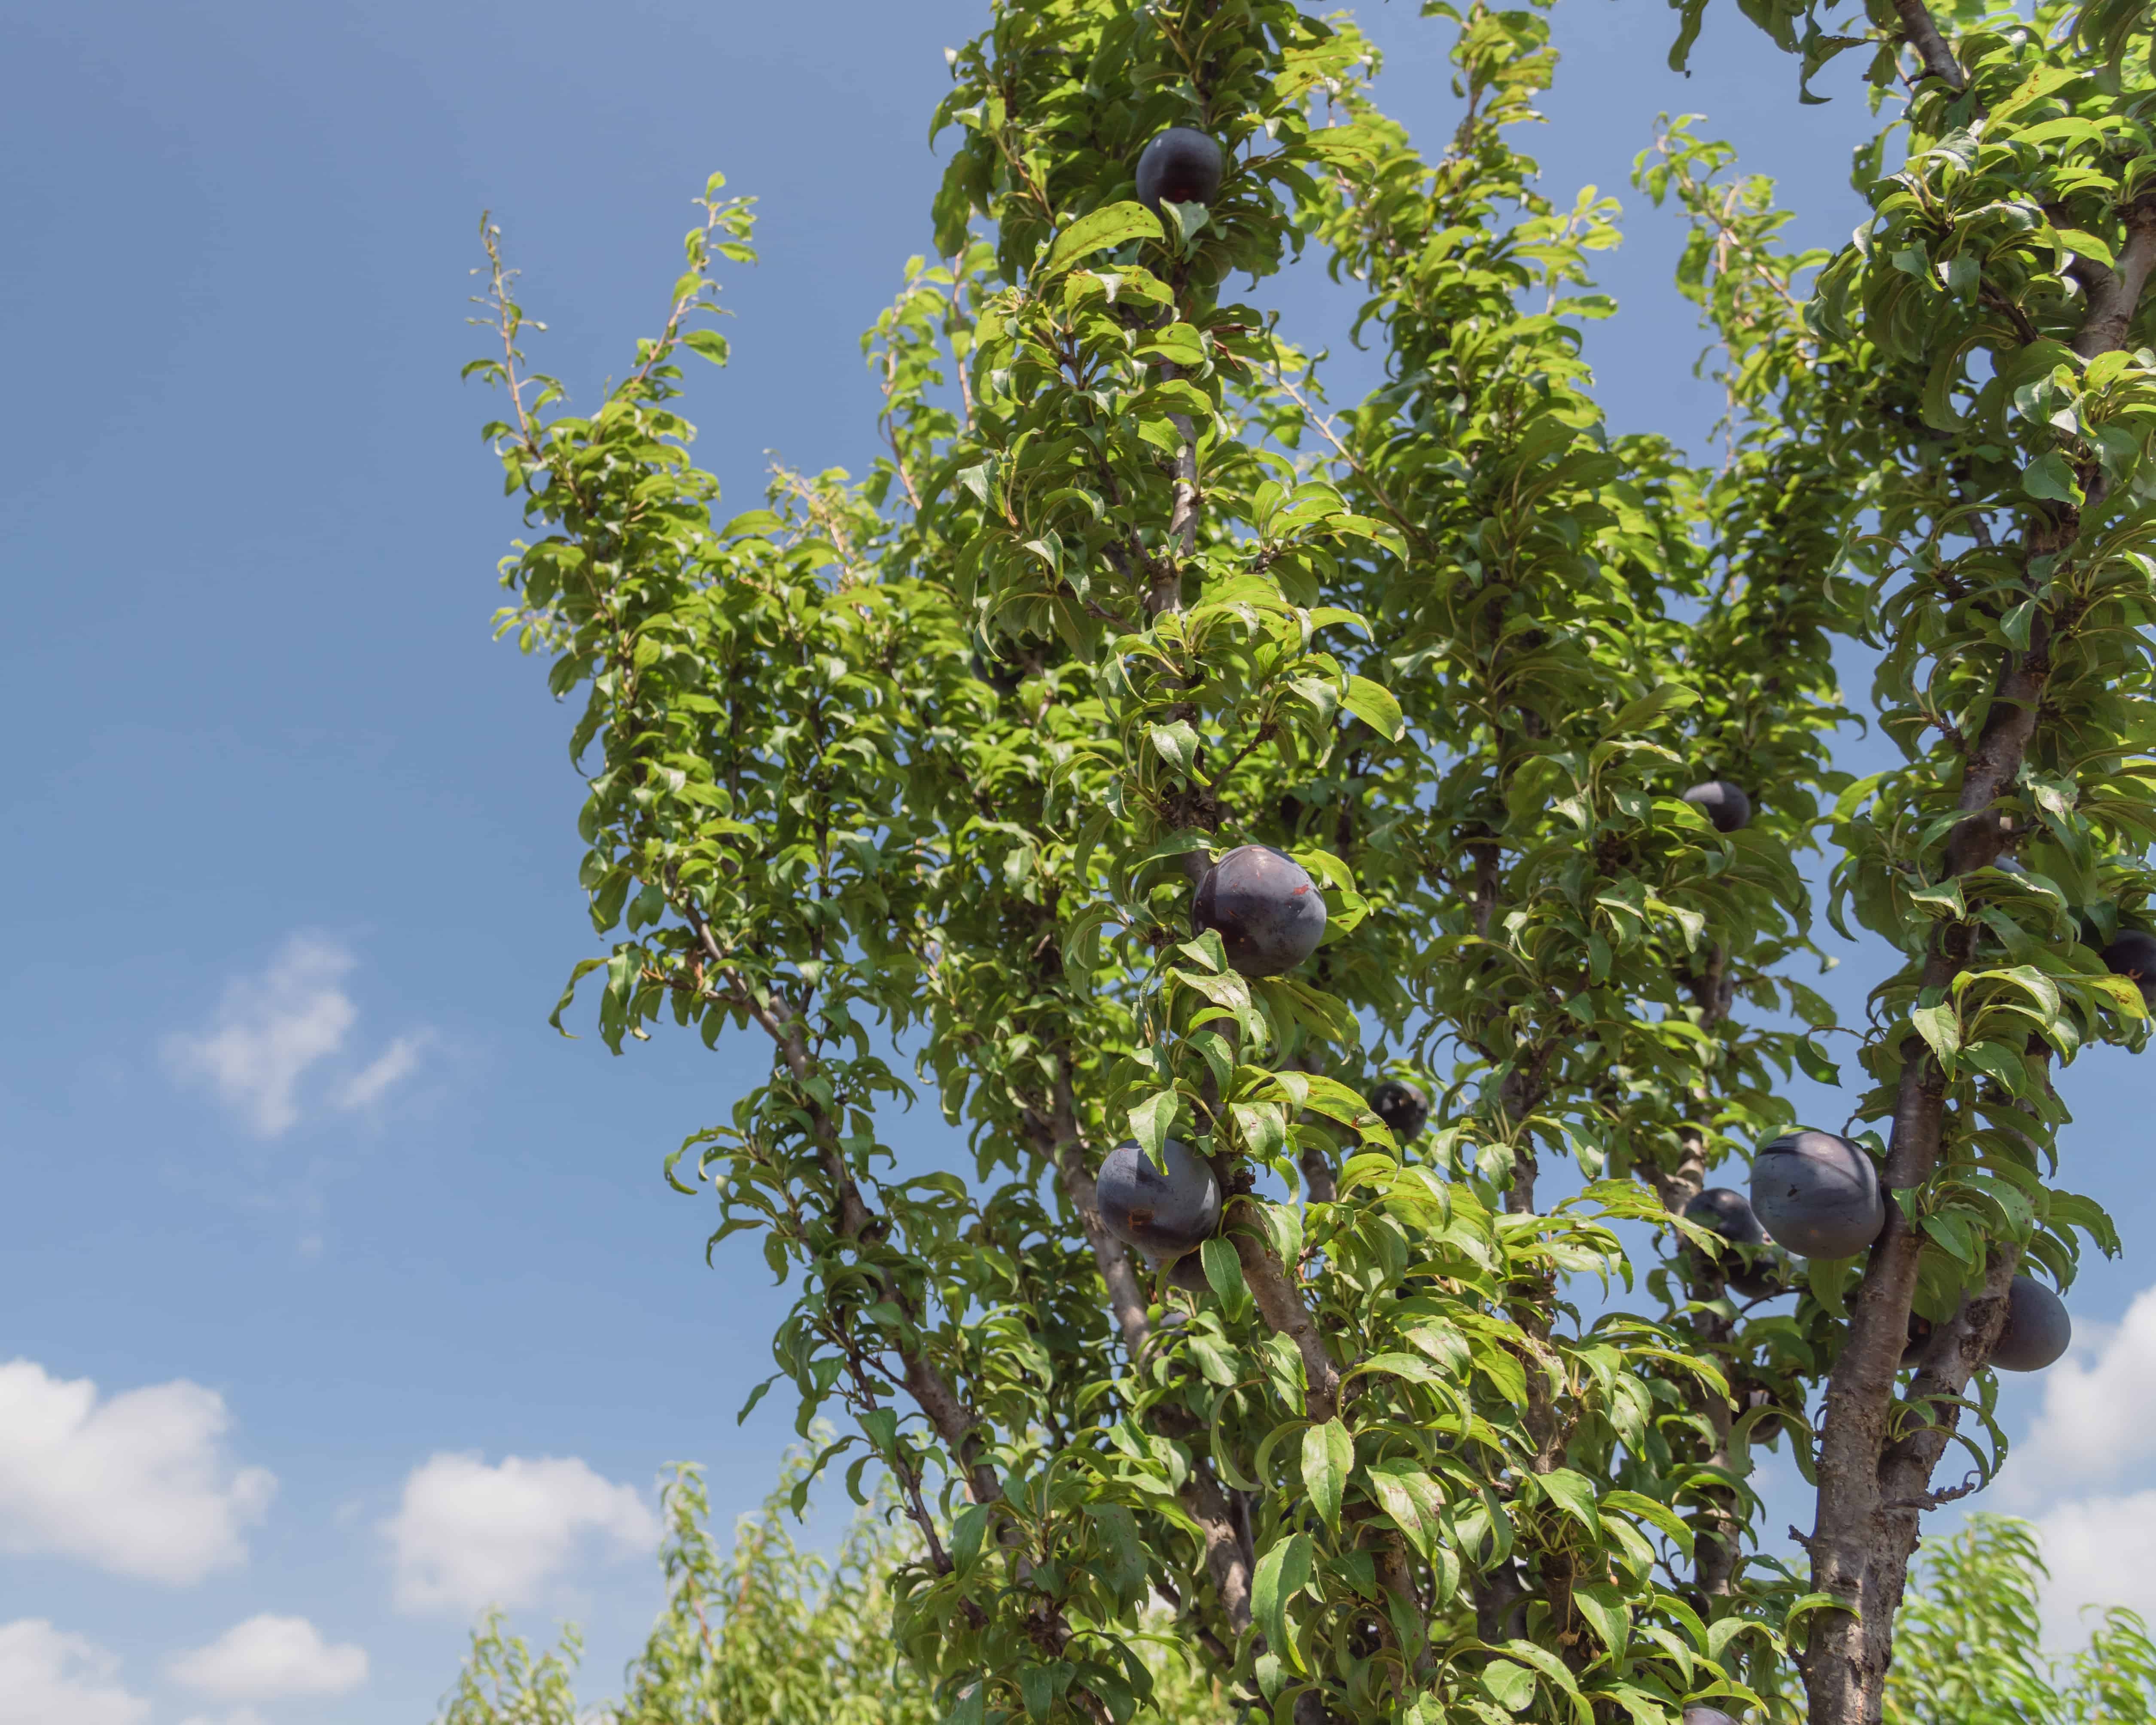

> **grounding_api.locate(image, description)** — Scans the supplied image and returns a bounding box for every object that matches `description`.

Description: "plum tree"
[1887,1515,2156,1722]
[1134,126,1222,214]
[1681,779,1751,834]
[1751,1130,1887,1260]
[1366,1079,1428,1143]
[1095,1138,1221,1258]
[1189,844,1326,978]
[472,0,2153,1720]
[1992,1275,2072,1375]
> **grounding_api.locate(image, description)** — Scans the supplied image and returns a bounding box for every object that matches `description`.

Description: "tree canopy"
[469,1,2156,1720]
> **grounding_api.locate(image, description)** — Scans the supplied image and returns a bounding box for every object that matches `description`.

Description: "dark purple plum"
[1136,128,1224,213]
[1683,1710,1740,1725]
[1993,1274,2071,1373]
[1192,845,1326,977]
[1750,1129,1885,1259]
[1368,1079,1429,1141]
[1097,1139,1221,1257]
[2101,929,2156,994]
[1682,779,1752,834]
[1155,1250,1212,1296]
[1684,1186,1766,1246]
[1683,1187,1784,1298]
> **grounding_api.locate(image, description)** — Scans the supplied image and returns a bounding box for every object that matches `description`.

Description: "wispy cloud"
[0,1359,274,1587]
[0,1619,147,1725]
[384,1453,657,1616]
[167,1615,367,1702]
[334,1032,429,1112]
[2038,1489,2156,1647]
[164,936,426,1137]
[2016,1284,2156,1487]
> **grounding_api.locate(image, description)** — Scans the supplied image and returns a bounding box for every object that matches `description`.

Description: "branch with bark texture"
[1892,0,1966,91]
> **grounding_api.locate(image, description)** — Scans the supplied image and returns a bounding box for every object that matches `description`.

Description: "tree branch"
[1230,1212,1342,1423]
[2072,199,2156,361]
[1892,0,1966,91]
[1028,1064,1153,1354]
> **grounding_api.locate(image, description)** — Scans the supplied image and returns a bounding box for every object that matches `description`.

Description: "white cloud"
[384,1454,658,1615]
[2038,1490,2156,1648]
[163,936,428,1136]
[0,1360,274,1586]
[164,936,358,1136]
[0,1620,148,1725]
[2018,1284,2156,1486]
[177,1712,268,1725]
[334,1031,428,1111]
[167,1615,367,1702]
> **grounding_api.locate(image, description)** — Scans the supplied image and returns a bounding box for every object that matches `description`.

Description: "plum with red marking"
[1096,1139,1221,1258]
[1192,845,1326,977]
[1136,128,1224,214]
[1749,1129,1885,1259]
[1682,779,1752,834]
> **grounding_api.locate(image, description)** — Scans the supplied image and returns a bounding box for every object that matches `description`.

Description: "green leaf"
[951,1503,990,1576]
[1148,719,1201,776]
[1601,1489,1695,1557]
[1253,1532,1314,1672]
[1794,1037,1842,1085]
[1302,1419,1352,1533]
[1084,1503,1148,1606]
[681,328,731,367]
[1912,1001,1961,1067]
[943,1678,986,1725]
[1127,1090,1179,1161]
[1608,681,1698,734]
[1043,201,1163,274]
[1342,675,1405,741]
[1809,1252,1861,1321]
[1136,322,1206,365]
[1573,1581,1630,1658]
[1366,1463,1434,1557]
[1200,1236,1249,1311]
[1480,1661,1535,1710]
[2023,451,2082,503]
[1531,1467,1601,1535]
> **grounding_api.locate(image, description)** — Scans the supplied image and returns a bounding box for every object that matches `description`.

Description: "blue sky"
[3,2,2151,1721]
